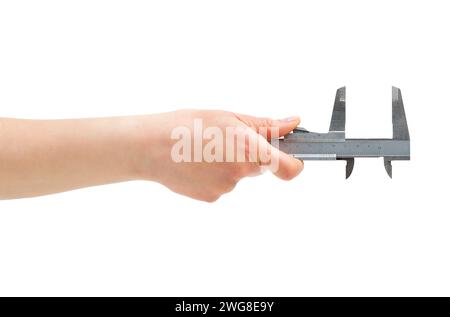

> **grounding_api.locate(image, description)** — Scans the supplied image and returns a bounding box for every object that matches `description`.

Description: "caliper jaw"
[276,86,410,178]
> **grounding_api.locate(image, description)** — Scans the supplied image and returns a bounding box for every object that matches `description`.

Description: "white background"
[0,0,449,296]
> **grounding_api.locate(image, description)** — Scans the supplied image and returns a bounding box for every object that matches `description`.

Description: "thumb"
[249,130,304,181]
[234,113,300,139]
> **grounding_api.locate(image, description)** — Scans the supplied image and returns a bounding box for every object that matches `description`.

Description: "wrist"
[124,114,167,182]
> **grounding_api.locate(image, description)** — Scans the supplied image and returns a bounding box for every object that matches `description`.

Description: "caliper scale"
[276,87,410,178]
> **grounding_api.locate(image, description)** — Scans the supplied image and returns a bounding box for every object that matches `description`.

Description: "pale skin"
[0,110,303,202]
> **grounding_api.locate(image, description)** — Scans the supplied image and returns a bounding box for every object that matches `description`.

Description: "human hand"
[134,110,304,202]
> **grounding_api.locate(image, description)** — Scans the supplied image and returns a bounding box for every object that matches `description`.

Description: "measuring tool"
[276,87,410,178]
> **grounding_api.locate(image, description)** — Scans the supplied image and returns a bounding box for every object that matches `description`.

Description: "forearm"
[0,116,153,199]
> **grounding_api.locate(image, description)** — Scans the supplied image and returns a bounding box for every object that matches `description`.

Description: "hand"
[134,110,304,202]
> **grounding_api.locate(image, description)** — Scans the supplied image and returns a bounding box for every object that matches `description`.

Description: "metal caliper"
[275,87,410,178]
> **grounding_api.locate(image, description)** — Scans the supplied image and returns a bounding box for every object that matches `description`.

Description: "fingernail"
[281,116,299,122]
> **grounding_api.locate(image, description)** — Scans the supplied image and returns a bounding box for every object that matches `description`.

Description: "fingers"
[273,150,304,180]
[233,113,300,138]
[251,130,304,181]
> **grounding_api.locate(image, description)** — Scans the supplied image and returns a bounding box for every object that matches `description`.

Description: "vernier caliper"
[276,87,410,178]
